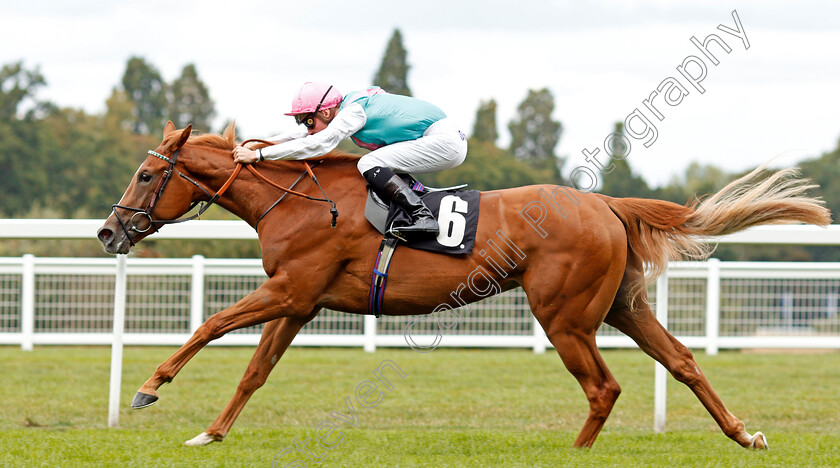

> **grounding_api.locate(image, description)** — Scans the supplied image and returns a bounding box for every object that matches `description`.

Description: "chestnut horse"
[98,122,829,449]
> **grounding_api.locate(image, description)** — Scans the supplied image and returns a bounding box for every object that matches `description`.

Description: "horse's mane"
[183,121,361,163]
[188,132,236,151]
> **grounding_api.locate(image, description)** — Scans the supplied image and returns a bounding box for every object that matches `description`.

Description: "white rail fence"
[2,220,840,353]
[2,255,840,351]
[2,220,840,429]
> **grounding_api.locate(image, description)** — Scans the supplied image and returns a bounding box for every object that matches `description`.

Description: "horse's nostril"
[97,228,113,243]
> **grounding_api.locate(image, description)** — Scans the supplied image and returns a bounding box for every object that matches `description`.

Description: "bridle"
[110,144,338,247]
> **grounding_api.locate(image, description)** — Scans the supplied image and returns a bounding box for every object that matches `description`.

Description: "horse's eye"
[139,172,153,183]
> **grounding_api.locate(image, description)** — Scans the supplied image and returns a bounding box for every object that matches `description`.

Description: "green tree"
[508,88,564,183]
[25,101,148,218]
[373,29,411,96]
[168,64,215,132]
[797,139,840,261]
[121,56,167,134]
[104,88,136,133]
[0,62,49,216]
[599,122,653,198]
[801,139,840,219]
[36,108,101,214]
[656,161,731,204]
[682,162,730,200]
[472,99,498,143]
[0,62,45,120]
[0,120,44,216]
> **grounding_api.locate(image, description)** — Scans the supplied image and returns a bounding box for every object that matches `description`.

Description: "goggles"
[295,85,333,130]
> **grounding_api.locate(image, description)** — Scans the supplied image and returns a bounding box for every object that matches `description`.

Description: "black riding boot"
[364,166,439,239]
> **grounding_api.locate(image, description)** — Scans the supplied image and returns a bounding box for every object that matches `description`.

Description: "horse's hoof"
[749,431,768,450]
[130,391,159,409]
[184,432,221,447]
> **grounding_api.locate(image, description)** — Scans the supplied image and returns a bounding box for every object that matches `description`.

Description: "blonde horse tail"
[601,164,831,309]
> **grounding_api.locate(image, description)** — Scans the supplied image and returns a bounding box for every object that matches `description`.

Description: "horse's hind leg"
[526,259,625,447]
[185,310,319,446]
[545,324,621,448]
[604,260,768,449]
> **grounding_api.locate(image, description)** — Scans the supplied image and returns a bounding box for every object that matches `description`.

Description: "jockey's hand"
[232,147,258,164]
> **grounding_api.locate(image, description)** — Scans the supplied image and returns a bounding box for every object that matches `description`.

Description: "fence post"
[827,292,838,319]
[532,316,546,354]
[21,254,35,351]
[108,254,128,427]
[654,268,668,433]
[190,255,206,333]
[363,315,376,353]
[705,258,721,356]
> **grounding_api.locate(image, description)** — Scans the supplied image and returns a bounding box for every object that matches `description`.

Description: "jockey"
[232,82,468,239]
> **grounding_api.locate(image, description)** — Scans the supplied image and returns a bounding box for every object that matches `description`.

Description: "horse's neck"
[186,149,364,228]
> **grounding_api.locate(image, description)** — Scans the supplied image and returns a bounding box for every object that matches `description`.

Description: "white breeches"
[356,118,468,175]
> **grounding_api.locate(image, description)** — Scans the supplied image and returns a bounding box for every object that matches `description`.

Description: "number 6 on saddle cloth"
[365,176,480,317]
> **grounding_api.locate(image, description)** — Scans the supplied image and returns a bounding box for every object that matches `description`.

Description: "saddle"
[364,175,480,317]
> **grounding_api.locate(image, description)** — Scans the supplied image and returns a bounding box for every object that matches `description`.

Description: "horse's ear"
[173,124,192,150]
[163,120,176,136]
[222,120,236,144]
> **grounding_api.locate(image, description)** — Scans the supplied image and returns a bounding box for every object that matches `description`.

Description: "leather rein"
[110,139,338,247]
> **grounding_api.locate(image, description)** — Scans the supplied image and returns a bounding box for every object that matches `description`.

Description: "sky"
[2,0,839,187]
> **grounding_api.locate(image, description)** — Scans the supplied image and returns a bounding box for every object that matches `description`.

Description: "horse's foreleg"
[185,311,319,446]
[132,275,309,409]
[605,302,768,450]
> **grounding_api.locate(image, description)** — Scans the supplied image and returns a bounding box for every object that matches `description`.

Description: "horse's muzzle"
[97,224,131,255]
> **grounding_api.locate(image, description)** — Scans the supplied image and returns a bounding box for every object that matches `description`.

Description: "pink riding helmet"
[284,82,343,115]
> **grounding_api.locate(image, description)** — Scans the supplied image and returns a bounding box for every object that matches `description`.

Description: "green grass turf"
[2,346,839,467]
